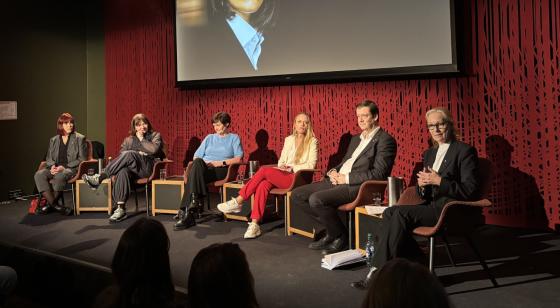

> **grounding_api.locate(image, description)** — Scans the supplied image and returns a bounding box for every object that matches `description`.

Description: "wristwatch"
[222,161,227,166]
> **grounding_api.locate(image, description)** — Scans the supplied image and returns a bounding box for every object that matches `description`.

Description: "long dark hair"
[187,243,259,308]
[362,258,451,308]
[111,218,174,307]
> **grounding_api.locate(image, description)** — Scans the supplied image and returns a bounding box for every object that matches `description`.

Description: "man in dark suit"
[351,107,481,289]
[291,100,397,254]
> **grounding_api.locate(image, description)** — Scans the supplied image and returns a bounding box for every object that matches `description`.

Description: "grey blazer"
[120,131,165,160]
[331,128,397,196]
[45,132,87,171]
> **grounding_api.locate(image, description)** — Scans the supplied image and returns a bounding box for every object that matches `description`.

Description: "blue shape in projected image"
[213,0,276,71]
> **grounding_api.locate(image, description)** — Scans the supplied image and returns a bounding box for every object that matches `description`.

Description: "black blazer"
[419,140,480,209]
[331,128,397,196]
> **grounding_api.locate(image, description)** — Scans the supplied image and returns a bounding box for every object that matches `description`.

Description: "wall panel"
[105,0,560,229]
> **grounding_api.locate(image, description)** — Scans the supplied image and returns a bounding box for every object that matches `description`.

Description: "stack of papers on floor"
[321,249,365,270]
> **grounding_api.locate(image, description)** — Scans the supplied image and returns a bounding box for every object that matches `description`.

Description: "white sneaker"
[109,207,127,223]
[244,222,261,239]
[217,198,242,214]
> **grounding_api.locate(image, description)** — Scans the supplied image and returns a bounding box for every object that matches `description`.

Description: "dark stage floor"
[0,195,559,308]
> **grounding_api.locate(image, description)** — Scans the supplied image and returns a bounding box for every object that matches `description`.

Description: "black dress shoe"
[174,210,196,230]
[53,205,73,216]
[350,267,377,290]
[308,234,335,250]
[321,237,348,255]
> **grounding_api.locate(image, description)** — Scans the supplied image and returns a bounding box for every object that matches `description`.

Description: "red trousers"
[238,166,294,221]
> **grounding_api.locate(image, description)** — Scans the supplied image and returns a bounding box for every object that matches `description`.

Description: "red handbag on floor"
[29,197,47,214]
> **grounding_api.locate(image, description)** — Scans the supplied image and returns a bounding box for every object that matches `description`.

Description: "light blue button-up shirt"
[226,14,264,70]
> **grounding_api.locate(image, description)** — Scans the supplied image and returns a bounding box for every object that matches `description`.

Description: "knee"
[308,193,324,209]
[290,187,306,202]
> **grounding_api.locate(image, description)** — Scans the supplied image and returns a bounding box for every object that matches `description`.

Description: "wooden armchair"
[184,161,246,210]
[270,168,319,235]
[36,140,97,214]
[338,180,388,248]
[400,158,498,286]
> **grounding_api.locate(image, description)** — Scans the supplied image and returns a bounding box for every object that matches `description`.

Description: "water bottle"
[365,233,375,268]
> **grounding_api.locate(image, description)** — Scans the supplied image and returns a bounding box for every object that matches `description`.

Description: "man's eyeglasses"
[427,122,447,131]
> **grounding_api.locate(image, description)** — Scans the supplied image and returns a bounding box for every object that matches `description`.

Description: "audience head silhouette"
[362,258,451,308]
[187,242,259,308]
[110,217,174,308]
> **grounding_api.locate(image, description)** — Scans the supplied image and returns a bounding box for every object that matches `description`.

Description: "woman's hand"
[417,167,442,187]
[207,161,223,168]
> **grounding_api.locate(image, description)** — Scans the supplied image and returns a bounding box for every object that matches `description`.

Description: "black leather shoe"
[53,204,73,216]
[308,234,335,250]
[174,210,196,230]
[321,237,348,255]
[36,205,52,215]
[350,267,377,290]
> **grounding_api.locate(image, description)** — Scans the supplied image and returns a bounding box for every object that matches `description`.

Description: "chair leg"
[429,237,435,273]
[441,234,457,266]
[71,184,77,216]
[145,184,150,216]
[348,211,354,250]
[284,196,288,236]
[465,235,498,287]
[134,189,139,212]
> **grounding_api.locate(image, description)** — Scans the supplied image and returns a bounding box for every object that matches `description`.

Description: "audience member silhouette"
[0,266,17,306]
[186,243,259,308]
[362,258,451,308]
[94,218,175,308]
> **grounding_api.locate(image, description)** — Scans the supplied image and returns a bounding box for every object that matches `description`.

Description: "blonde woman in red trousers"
[217,113,318,239]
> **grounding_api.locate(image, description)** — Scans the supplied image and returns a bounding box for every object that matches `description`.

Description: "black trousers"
[180,158,228,209]
[372,203,440,269]
[290,180,355,238]
[105,150,153,204]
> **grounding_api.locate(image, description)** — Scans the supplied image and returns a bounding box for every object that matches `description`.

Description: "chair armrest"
[223,162,247,183]
[147,159,173,182]
[397,186,425,206]
[287,169,320,191]
[338,180,388,211]
[37,161,47,172]
[68,159,98,183]
[420,199,492,237]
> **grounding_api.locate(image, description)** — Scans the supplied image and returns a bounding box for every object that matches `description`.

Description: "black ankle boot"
[174,208,196,230]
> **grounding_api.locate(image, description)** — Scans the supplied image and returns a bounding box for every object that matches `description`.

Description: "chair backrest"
[90,141,104,159]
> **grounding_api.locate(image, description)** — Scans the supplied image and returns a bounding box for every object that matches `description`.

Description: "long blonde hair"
[292,113,315,164]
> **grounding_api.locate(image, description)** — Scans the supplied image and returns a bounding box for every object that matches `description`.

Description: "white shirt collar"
[226,14,264,70]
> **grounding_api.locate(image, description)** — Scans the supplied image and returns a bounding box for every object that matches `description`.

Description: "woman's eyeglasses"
[427,122,447,131]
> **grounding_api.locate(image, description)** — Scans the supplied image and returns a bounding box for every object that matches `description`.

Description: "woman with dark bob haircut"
[361,258,451,308]
[174,112,243,230]
[83,113,165,223]
[186,243,259,308]
[94,218,175,308]
[34,112,87,215]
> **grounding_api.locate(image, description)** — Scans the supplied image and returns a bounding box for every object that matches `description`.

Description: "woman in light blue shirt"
[174,112,243,230]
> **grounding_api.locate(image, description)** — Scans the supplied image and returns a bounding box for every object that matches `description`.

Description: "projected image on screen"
[175,0,457,86]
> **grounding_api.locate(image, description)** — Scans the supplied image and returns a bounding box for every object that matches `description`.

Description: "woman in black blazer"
[34,112,87,215]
